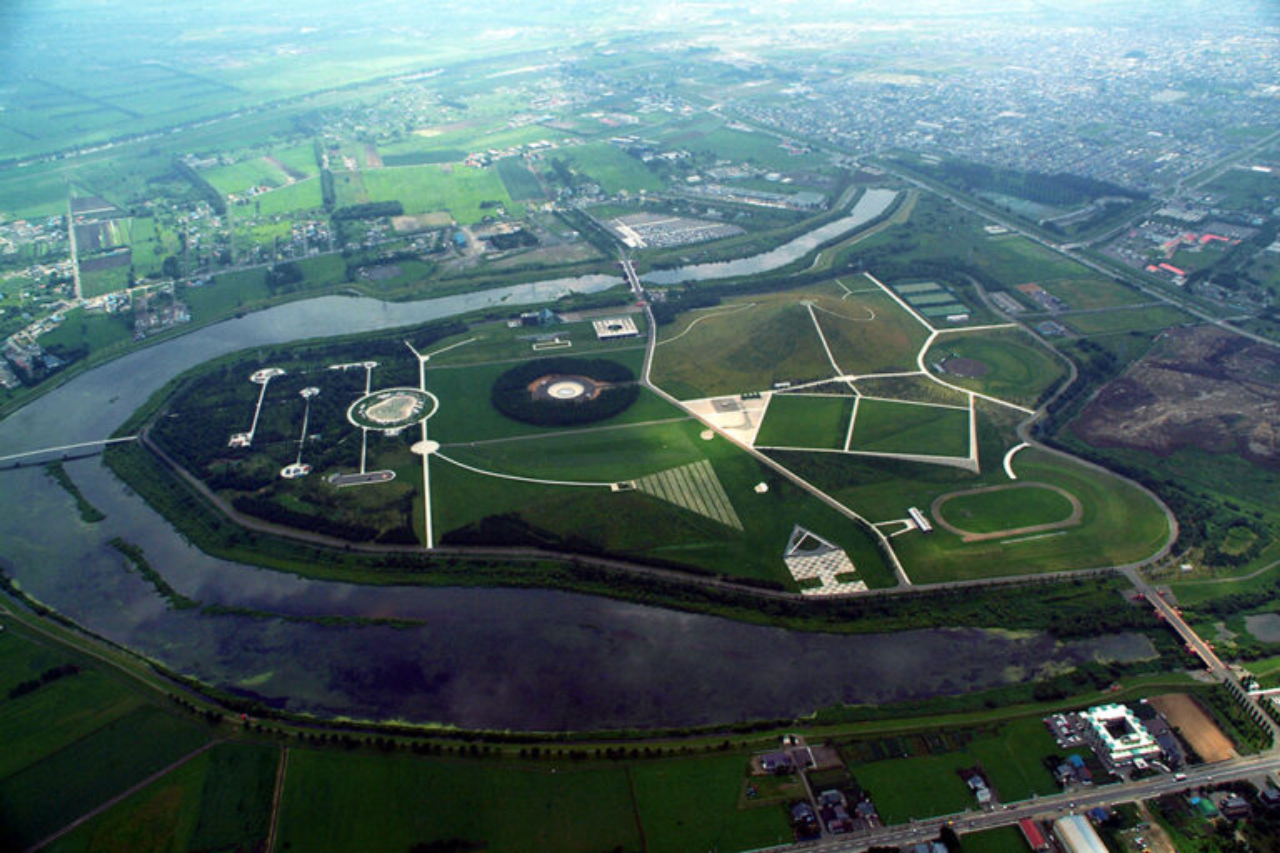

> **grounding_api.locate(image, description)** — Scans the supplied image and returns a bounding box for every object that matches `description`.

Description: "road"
[750,752,1280,853]
[877,162,1280,349]
[625,259,915,587]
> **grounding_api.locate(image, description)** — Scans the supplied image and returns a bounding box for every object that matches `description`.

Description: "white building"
[593,316,639,340]
[1080,704,1161,768]
[1053,815,1108,853]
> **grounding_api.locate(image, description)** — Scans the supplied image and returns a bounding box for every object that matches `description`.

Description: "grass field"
[982,236,1094,284]
[630,754,792,853]
[848,398,971,458]
[961,826,1033,852]
[935,484,1078,534]
[852,718,1060,823]
[1064,304,1193,335]
[361,164,516,223]
[79,263,132,298]
[275,750,643,853]
[1034,277,1147,311]
[754,393,854,449]
[0,706,211,849]
[0,630,148,782]
[497,157,545,201]
[891,447,1170,583]
[201,158,293,195]
[250,177,325,216]
[559,142,666,195]
[927,329,1066,407]
[47,743,278,853]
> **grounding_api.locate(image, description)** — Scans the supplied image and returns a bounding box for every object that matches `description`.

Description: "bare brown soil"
[1073,325,1280,468]
[941,356,988,377]
[265,155,305,181]
[79,250,132,272]
[364,143,383,169]
[1150,693,1236,762]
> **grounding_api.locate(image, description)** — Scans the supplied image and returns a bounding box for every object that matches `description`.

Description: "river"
[0,238,1154,732]
[639,188,898,285]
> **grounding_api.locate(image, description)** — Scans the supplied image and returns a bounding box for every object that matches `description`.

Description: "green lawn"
[251,177,325,216]
[630,754,792,853]
[849,398,971,458]
[754,393,854,449]
[434,417,895,588]
[201,158,293,195]
[361,164,516,223]
[497,157,545,201]
[891,447,1171,583]
[853,719,1059,824]
[854,753,977,823]
[961,825,1033,852]
[0,631,148,781]
[560,142,665,195]
[982,236,1094,284]
[275,750,642,853]
[1065,305,1193,336]
[927,329,1066,407]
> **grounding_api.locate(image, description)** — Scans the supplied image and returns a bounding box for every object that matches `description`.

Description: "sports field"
[934,483,1078,535]
[926,330,1066,407]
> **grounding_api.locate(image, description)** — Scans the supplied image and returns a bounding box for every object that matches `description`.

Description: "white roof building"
[1053,815,1108,853]
[1081,704,1161,767]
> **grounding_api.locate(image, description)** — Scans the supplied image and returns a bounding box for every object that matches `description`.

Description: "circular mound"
[532,375,603,402]
[348,388,438,431]
[492,357,638,427]
[943,357,989,378]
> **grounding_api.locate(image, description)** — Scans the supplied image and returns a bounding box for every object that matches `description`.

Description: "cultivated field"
[1149,693,1236,763]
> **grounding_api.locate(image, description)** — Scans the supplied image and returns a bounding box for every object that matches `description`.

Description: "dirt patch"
[392,212,454,234]
[1149,693,1236,763]
[80,250,132,272]
[364,143,383,169]
[941,356,988,377]
[1074,325,1280,468]
[359,264,402,282]
[264,155,305,181]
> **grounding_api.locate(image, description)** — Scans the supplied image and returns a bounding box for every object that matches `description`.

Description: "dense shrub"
[490,357,638,426]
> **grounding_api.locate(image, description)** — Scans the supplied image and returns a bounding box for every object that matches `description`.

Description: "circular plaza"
[347,388,439,431]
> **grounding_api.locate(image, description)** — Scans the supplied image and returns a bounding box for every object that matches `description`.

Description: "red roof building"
[1020,818,1050,852]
